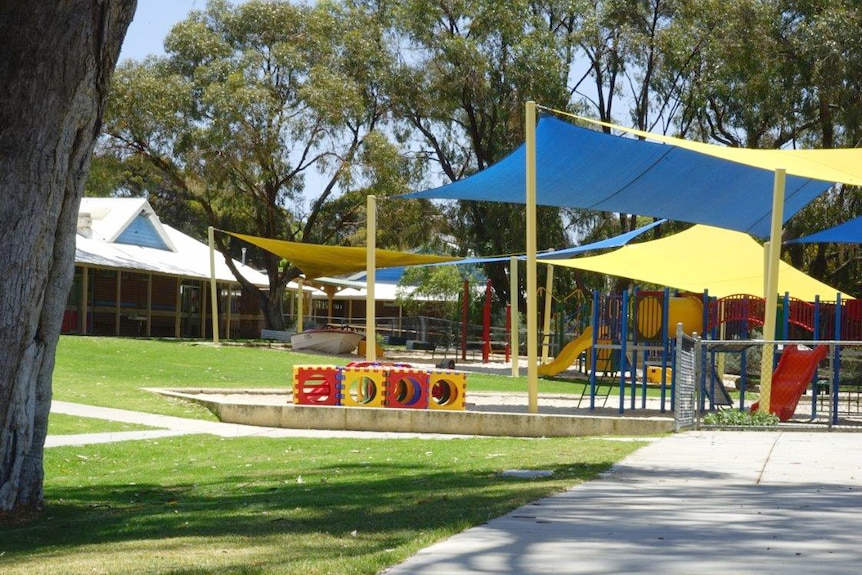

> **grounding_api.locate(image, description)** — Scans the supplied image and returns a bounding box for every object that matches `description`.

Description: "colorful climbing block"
[385,367,430,409]
[427,369,467,411]
[293,365,340,406]
[339,366,387,408]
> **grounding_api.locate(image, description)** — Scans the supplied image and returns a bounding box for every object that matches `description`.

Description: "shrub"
[702,409,779,426]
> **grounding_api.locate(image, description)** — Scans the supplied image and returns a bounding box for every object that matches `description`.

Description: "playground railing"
[683,337,862,428]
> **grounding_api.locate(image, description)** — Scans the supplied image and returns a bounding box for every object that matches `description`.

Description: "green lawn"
[4,434,643,575]
[1,336,654,574]
[52,336,594,418]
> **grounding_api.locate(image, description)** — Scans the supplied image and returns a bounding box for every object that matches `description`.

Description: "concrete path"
[383,431,862,575]
[48,401,470,446]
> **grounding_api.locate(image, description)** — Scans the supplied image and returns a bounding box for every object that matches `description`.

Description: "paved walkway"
[50,403,862,574]
[383,431,862,574]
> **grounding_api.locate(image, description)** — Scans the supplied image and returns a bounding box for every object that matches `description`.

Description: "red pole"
[461,279,469,361]
[483,279,492,363]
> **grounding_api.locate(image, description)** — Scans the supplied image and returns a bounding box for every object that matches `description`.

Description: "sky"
[119,1,220,62]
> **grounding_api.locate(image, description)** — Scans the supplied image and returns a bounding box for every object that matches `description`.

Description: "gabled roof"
[75,198,269,286]
[79,197,176,251]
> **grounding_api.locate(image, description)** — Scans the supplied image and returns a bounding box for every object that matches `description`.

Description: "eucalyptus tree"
[779,0,862,296]
[102,0,418,329]
[0,0,136,514]
[379,0,573,310]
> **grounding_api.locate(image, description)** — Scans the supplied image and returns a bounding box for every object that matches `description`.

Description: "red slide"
[751,345,828,421]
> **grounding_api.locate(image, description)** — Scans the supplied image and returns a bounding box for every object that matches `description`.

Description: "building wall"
[63,265,265,339]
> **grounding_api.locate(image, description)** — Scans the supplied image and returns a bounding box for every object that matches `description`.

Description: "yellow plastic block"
[646,366,672,384]
[339,367,387,408]
[427,370,467,411]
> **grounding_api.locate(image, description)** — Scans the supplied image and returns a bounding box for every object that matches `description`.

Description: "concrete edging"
[154,388,674,438]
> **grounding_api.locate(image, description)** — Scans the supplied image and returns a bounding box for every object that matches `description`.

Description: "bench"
[261,329,293,342]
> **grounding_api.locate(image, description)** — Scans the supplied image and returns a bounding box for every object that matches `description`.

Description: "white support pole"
[366,194,377,361]
[758,168,786,413]
[510,256,520,377]
[297,279,304,333]
[208,226,220,344]
[526,101,538,413]
[542,262,554,364]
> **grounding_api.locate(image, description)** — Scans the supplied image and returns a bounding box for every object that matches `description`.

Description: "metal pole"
[208,226,220,344]
[366,194,377,361]
[758,168,786,413]
[525,101,539,413]
[542,263,554,363]
[510,256,519,377]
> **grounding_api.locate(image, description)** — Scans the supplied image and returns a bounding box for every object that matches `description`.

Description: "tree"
[382,0,573,312]
[0,0,137,514]
[102,0,418,330]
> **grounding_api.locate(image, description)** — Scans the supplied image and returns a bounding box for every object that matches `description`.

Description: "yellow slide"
[538,326,594,377]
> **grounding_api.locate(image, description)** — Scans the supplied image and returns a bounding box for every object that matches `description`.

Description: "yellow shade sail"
[550,225,850,301]
[225,232,460,280]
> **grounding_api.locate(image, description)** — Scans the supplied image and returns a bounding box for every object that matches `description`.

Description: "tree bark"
[0,0,136,513]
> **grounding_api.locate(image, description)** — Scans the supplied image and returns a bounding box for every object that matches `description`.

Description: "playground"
[204,109,862,432]
[531,286,862,427]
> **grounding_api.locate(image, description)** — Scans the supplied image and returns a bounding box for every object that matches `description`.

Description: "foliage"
[98,0,862,309]
[702,408,779,427]
[100,0,441,328]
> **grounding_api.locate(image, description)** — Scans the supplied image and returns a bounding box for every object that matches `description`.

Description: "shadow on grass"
[2,450,619,562]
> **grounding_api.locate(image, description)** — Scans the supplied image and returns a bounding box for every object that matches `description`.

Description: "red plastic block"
[292,365,340,406]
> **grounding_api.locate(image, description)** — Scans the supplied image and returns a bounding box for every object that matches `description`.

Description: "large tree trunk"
[0,0,136,514]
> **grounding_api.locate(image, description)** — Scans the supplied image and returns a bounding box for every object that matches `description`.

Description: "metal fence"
[676,337,862,429]
[674,331,697,431]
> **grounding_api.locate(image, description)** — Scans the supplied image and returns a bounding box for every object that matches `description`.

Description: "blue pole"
[812,295,821,419]
[619,290,629,414]
[832,294,842,425]
[658,288,670,410]
[589,290,600,411]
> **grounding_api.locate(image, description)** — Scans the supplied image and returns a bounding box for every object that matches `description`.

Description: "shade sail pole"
[510,256,520,377]
[542,262,554,364]
[208,226,220,344]
[366,194,377,361]
[758,168,786,414]
[526,101,538,413]
[297,279,304,333]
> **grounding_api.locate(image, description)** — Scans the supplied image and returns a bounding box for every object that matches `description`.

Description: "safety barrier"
[292,362,466,410]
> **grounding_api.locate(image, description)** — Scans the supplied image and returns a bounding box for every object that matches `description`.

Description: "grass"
[52,336,595,418]
[4,435,644,575]
[5,336,654,574]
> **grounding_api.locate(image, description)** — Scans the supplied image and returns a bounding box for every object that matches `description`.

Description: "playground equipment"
[750,345,828,421]
[292,362,466,411]
[538,326,594,376]
[637,295,703,339]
